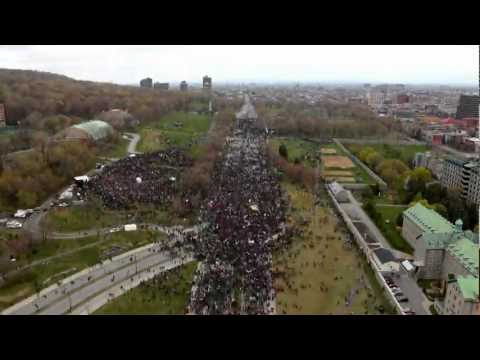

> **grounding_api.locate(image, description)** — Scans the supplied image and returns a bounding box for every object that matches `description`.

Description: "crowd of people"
[85,149,192,210]
[188,109,288,315]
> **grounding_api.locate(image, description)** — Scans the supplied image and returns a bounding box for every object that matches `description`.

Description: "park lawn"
[0,231,165,311]
[375,205,414,254]
[42,205,122,233]
[93,261,197,315]
[99,137,129,159]
[270,137,319,167]
[138,112,211,153]
[346,143,431,169]
[273,182,392,314]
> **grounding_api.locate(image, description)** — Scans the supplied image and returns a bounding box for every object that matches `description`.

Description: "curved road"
[2,234,194,315]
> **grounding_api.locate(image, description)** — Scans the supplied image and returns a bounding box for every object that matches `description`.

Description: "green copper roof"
[456,276,479,301]
[72,120,113,141]
[447,238,479,276]
[403,203,456,234]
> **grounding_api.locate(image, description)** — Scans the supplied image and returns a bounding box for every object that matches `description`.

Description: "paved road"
[1,223,204,283]
[2,238,193,315]
[125,132,141,154]
[395,273,431,315]
[71,255,194,314]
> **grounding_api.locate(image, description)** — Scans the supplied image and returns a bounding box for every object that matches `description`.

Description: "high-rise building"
[441,157,480,204]
[203,75,212,91]
[140,78,153,88]
[0,103,6,128]
[455,95,479,120]
[180,81,188,92]
[154,82,169,90]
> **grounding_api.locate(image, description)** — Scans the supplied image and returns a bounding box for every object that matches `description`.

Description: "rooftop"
[456,276,479,301]
[403,203,456,234]
[72,120,113,141]
[373,248,397,264]
[446,237,479,276]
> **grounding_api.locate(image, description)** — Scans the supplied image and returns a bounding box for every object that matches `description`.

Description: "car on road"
[57,202,69,208]
[6,220,23,229]
[109,226,122,233]
[396,295,409,302]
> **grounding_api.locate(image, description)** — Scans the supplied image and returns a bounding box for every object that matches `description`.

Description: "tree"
[425,182,446,204]
[279,144,288,160]
[396,213,404,227]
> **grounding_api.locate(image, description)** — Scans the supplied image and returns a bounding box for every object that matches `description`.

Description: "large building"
[442,275,479,315]
[441,158,480,204]
[455,95,479,120]
[203,75,212,91]
[154,82,169,90]
[140,78,153,88]
[55,120,114,144]
[402,203,479,280]
[180,81,188,92]
[0,103,5,128]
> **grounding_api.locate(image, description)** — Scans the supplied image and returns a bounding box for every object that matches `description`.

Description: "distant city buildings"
[441,158,480,204]
[455,95,480,120]
[0,103,6,127]
[180,81,188,92]
[154,82,169,90]
[140,78,153,88]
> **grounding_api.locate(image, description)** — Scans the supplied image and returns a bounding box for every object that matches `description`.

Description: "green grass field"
[93,261,197,315]
[273,182,392,314]
[270,137,319,167]
[99,138,129,159]
[42,205,123,233]
[346,143,431,169]
[138,112,211,153]
[0,231,165,311]
[375,205,413,254]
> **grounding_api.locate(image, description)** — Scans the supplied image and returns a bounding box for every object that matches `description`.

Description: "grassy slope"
[138,112,211,154]
[375,205,413,254]
[93,261,197,315]
[273,182,392,314]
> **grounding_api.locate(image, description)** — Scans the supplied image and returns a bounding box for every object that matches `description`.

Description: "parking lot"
[383,273,430,315]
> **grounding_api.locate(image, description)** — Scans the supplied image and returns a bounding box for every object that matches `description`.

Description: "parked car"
[6,220,23,229]
[396,296,409,303]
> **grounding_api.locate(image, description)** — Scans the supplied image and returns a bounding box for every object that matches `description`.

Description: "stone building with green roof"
[402,203,479,280]
[442,275,479,315]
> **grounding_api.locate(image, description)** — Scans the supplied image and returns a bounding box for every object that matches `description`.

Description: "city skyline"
[0,45,478,86]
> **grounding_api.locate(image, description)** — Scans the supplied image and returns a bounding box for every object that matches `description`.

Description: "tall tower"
[0,103,6,128]
[203,75,212,91]
[180,81,188,92]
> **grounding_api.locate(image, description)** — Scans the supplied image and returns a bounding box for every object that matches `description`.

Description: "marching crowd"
[188,115,287,315]
[85,149,192,210]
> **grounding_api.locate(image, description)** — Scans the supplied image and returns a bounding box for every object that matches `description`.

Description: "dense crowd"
[188,109,287,315]
[85,149,192,210]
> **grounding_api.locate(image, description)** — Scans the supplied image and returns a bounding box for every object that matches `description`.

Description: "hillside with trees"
[255,100,388,138]
[0,68,203,126]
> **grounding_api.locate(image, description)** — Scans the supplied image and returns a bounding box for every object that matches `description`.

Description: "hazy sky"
[0,45,478,85]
